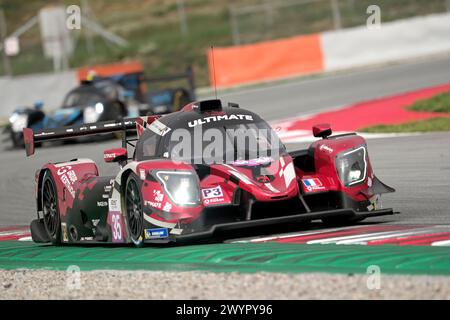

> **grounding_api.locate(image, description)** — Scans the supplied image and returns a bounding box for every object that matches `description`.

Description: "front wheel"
[42,172,61,244]
[124,173,145,246]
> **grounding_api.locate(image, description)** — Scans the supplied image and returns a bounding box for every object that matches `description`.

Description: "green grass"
[409,91,450,113]
[0,0,448,85]
[362,117,450,133]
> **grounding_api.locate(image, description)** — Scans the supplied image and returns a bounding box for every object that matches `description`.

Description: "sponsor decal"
[97,201,108,207]
[57,166,77,198]
[188,114,253,127]
[163,202,172,212]
[153,190,164,202]
[144,228,169,239]
[148,120,171,136]
[302,178,326,192]
[66,170,77,183]
[140,169,146,180]
[202,186,223,199]
[108,198,121,212]
[204,197,227,205]
[230,156,273,167]
[145,200,162,209]
[80,237,94,241]
[202,186,227,205]
[319,145,334,154]
[61,223,68,242]
[145,190,165,209]
[104,153,117,160]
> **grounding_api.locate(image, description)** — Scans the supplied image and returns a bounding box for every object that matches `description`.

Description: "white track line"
[0,231,29,237]
[431,240,450,246]
[335,228,450,245]
[249,226,361,243]
[234,225,383,243]
[306,226,444,245]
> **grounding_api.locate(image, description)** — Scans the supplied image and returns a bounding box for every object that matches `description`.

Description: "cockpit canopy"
[135,105,286,164]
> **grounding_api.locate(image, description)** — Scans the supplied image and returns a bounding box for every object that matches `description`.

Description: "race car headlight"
[95,102,104,114]
[9,113,28,132]
[335,146,367,187]
[155,171,200,206]
[83,103,103,124]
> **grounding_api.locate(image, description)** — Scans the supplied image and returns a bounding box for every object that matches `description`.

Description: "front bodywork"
[30,137,395,245]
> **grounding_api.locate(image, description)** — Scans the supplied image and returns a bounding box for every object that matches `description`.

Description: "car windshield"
[138,119,286,165]
[62,91,104,108]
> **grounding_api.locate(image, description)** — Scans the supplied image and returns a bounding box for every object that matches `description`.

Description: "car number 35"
[111,213,122,240]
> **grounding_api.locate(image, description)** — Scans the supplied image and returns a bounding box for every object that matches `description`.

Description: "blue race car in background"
[6,78,129,148]
[5,63,196,149]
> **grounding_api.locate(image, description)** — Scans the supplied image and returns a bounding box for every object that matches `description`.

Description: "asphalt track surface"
[0,56,449,226]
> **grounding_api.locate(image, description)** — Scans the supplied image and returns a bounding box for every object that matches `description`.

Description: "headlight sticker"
[336,145,368,187]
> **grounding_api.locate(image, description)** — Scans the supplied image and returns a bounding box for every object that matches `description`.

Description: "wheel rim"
[125,179,143,239]
[42,179,59,237]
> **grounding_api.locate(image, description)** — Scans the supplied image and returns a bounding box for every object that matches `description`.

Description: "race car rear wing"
[23,118,147,157]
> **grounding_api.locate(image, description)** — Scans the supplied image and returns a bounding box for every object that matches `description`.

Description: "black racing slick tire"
[124,173,145,247]
[41,171,61,244]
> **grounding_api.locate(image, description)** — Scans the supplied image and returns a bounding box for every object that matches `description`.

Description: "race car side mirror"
[312,123,332,139]
[104,148,128,163]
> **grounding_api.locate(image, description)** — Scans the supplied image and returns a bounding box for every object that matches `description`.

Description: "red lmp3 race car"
[23,99,396,246]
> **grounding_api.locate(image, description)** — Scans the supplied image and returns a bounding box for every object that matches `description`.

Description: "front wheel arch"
[41,171,61,244]
[36,169,49,214]
[123,172,145,247]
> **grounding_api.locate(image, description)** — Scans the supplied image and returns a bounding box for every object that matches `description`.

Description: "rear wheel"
[42,172,61,244]
[125,174,145,246]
